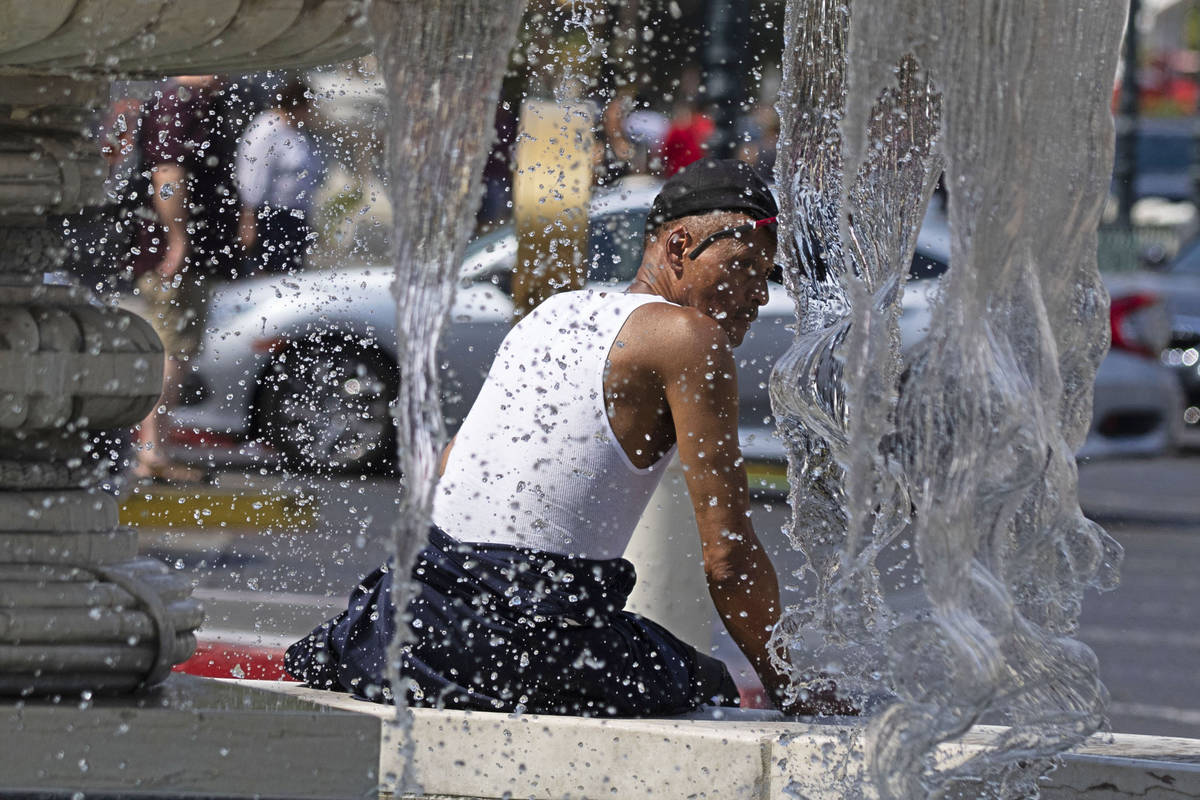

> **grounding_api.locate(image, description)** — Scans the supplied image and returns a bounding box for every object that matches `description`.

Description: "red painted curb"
[174,641,298,681]
[737,686,769,709]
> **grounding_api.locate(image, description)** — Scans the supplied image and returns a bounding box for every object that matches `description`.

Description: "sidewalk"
[1078,456,1200,523]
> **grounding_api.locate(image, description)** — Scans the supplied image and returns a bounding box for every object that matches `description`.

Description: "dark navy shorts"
[285,527,738,716]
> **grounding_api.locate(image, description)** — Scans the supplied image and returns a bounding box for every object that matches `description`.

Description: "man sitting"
[286,159,818,716]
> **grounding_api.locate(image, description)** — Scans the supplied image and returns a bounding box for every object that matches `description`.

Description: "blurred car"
[1060,287,1182,460]
[897,214,1181,462]
[1112,117,1200,204]
[171,179,1180,472]
[1111,235,1200,449]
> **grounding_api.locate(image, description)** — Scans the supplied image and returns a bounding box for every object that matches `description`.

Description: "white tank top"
[432,290,679,559]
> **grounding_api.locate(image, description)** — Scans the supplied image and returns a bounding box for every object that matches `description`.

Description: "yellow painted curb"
[120,486,317,531]
[744,460,790,495]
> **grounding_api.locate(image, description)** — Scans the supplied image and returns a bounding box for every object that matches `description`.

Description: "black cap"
[646,158,778,236]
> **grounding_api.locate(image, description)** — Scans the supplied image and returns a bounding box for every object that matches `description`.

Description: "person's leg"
[283,566,392,694]
[133,269,208,481]
[287,533,738,716]
[508,612,736,716]
[134,354,178,468]
[132,270,172,475]
[257,207,308,274]
[691,648,741,707]
[287,554,510,708]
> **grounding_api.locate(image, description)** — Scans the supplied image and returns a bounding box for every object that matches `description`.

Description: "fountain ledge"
[7,675,1199,799]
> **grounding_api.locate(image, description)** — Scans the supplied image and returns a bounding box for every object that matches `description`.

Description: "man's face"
[686,225,775,347]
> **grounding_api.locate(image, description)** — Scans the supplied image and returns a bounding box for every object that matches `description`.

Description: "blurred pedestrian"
[735,104,779,179]
[99,97,146,209]
[236,79,325,274]
[625,91,669,174]
[661,102,714,177]
[132,75,241,482]
[477,101,517,232]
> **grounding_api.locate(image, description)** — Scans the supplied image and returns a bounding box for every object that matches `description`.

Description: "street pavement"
[1076,460,1200,738]
[130,455,1200,739]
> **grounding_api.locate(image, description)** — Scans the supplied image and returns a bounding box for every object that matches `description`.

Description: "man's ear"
[665,224,690,277]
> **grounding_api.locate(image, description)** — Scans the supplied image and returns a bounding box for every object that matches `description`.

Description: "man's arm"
[151,163,189,278]
[438,435,456,477]
[238,206,257,250]
[657,309,790,705]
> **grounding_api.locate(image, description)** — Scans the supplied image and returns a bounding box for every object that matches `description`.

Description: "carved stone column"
[0,77,202,694]
[0,0,371,696]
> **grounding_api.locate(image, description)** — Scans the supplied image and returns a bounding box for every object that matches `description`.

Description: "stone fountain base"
[3,675,380,798]
[6,675,1199,799]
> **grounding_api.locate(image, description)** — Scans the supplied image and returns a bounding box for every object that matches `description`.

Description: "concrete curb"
[8,675,1198,799]
[254,682,1200,800]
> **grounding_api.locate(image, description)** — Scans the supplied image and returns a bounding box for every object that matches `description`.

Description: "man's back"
[433,289,678,559]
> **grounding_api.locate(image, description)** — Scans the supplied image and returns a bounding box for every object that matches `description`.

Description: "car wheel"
[256,337,398,474]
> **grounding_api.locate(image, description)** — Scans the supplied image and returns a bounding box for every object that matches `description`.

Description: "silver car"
[902,211,1182,462]
[1114,237,1200,449]
[171,181,1179,472]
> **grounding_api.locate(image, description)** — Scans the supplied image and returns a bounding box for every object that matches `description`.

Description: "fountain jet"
[771,1,1128,795]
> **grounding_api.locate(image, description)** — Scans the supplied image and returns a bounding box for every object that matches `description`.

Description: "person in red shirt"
[661,104,715,177]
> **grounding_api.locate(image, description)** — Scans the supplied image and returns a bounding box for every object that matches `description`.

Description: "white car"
[171,181,1180,472]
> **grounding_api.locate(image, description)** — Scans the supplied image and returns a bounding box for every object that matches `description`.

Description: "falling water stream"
[366,0,1130,795]
[770,0,1128,796]
[368,0,525,790]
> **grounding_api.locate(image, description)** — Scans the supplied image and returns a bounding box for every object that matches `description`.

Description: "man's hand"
[777,676,862,717]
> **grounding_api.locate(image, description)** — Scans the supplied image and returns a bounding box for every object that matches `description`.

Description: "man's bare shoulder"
[620,301,735,373]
